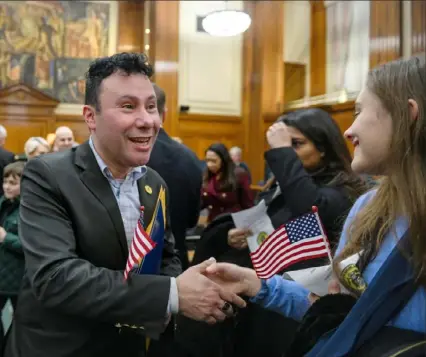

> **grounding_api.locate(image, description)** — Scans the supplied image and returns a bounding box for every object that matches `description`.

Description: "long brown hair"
[333,54,426,287]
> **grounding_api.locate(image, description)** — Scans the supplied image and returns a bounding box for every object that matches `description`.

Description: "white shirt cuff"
[167,277,179,315]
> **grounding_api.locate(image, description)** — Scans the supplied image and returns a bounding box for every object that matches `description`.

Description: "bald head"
[54,126,74,151]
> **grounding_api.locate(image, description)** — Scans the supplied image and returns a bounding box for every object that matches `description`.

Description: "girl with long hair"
[205,55,426,356]
[180,109,366,357]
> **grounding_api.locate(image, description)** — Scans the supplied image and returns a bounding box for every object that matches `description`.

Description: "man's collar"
[88,136,146,181]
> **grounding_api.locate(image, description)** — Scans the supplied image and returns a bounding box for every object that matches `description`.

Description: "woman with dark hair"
[177,109,366,357]
[253,108,366,249]
[201,143,253,223]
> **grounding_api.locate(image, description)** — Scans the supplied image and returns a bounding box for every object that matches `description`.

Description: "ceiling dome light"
[202,10,251,37]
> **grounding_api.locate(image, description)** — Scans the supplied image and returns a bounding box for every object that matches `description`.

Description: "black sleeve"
[265,147,351,232]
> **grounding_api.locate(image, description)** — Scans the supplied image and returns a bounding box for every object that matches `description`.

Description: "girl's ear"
[408,99,419,121]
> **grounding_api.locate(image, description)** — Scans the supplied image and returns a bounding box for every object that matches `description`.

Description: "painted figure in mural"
[0,1,110,103]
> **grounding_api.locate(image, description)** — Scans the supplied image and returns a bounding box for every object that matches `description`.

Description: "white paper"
[231,200,275,252]
[283,253,361,296]
[283,265,333,296]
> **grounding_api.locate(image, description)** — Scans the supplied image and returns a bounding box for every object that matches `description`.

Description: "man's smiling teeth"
[130,137,150,143]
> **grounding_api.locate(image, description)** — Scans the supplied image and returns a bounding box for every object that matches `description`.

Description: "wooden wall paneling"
[117,1,145,53]
[411,0,426,55]
[329,101,355,155]
[0,84,59,153]
[1,120,50,155]
[149,0,179,137]
[310,0,327,96]
[369,0,402,68]
[263,114,277,154]
[178,114,243,160]
[242,1,285,184]
[241,1,257,181]
[283,62,306,103]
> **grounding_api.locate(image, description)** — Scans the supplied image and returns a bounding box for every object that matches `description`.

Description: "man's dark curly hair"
[84,52,154,111]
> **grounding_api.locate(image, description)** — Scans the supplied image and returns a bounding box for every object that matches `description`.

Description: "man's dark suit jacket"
[147,129,202,271]
[237,162,252,185]
[4,142,181,357]
[0,147,15,196]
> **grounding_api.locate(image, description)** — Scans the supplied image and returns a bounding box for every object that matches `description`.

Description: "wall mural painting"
[0,1,110,103]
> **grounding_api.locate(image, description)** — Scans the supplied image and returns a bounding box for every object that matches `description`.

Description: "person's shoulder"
[180,145,202,169]
[240,162,250,171]
[336,189,377,254]
[235,166,249,180]
[341,189,376,228]
[144,166,167,188]
[168,141,202,172]
[0,147,14,159]
[38,149,73,168]
[352,189,376,212]
[235,166,245,175]
[22,150,75,188]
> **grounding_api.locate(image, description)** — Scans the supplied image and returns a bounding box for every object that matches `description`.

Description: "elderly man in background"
[53,126,75,152]
[229,146,252,185]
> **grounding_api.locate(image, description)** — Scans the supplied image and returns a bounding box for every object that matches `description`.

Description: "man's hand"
[227,228,251,250]
[266,122,292,149]
[205,262,262,298]
[176,258,247,324]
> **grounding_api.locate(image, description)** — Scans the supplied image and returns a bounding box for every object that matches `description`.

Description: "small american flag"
[124,208,156,280]
[250,208,331,279]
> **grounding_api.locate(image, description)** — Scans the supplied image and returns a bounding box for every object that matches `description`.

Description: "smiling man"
[4,53,245,357]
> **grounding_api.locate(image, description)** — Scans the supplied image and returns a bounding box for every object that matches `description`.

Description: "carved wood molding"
[0,83,60,107]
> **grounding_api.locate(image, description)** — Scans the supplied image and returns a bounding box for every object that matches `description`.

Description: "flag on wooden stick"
[250,206,331,279]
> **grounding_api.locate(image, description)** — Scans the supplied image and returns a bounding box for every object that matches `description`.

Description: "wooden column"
[242,1,284,184]
[310,0,327,96]
[369,0,402,68]
[149,0,180,137]
[117,1,145,53]
[411,0,426,56]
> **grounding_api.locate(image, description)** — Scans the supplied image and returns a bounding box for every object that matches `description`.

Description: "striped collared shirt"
[88,138,178,315]
[89,138,146,246]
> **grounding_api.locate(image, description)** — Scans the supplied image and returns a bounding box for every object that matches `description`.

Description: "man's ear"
[83,105,96,131]
[408,99,419,121]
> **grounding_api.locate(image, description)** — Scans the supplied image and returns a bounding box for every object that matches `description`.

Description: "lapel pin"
[144,185,152,194]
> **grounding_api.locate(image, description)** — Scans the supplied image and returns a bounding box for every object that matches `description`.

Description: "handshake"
[175,258,261,325]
